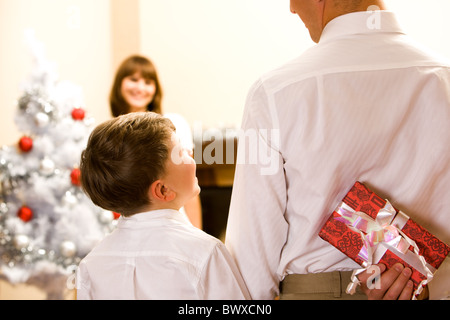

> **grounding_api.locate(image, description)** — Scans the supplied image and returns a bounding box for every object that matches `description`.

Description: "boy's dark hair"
[80,112,176,216]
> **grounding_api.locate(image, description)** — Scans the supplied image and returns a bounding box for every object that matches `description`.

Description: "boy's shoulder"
[163,221,231,262]
[175,223,225,253]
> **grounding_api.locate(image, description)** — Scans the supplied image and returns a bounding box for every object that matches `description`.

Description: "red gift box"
[319,181,450,298]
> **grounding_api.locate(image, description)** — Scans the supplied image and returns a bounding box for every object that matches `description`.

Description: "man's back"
[226,11,450,299]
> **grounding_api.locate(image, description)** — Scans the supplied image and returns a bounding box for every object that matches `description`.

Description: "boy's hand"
[357,263,418,300]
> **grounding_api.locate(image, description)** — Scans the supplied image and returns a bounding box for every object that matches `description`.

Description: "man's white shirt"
[226,11,450,300]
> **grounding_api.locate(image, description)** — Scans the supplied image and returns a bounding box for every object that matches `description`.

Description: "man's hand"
[358,263,419,300]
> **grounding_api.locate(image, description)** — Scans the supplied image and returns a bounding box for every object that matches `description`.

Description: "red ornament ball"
[18,136,33,152]
[18,206,33,222]
[71,108,85,121]
[70,168,81,186]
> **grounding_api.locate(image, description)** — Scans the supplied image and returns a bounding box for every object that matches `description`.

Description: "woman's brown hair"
[80,112,175,216]
[109,55,163,117]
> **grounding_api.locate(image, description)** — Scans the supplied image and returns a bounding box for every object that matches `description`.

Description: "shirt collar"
[319,11,405,44]
[117,209,192,228]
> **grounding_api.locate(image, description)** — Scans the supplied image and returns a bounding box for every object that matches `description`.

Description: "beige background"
[1,0,450,299]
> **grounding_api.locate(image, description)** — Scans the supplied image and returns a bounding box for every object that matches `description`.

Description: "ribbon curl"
[335,201,434,300]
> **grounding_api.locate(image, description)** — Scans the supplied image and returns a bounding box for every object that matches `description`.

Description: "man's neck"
[322,0,387,29]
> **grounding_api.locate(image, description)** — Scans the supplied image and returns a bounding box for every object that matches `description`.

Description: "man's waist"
[279,271,366,300]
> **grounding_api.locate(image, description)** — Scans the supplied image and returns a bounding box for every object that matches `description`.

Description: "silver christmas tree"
[0,31,117,299]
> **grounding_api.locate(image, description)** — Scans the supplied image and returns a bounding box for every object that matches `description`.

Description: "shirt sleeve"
[197,242,251,300]
[76,260,92,300]
[225,80,289,300]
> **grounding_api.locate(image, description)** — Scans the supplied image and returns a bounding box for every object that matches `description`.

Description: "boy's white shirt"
[76,209,250,300]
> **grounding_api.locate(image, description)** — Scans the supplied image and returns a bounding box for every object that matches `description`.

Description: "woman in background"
[109,55,202,229]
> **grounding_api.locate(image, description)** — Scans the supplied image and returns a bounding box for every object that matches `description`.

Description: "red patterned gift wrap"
[319,181,450,298]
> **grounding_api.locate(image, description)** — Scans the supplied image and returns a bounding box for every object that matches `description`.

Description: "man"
[226,0,450,300]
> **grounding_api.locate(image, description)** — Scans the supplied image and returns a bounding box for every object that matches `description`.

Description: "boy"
[76,112,250,300]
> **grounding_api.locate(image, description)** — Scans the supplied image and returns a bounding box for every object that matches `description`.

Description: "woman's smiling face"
[121,72,156,112]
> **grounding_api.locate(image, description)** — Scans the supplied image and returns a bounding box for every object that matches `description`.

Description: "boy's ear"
[149,180,176,202]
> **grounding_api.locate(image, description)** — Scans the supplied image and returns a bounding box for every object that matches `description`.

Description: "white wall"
[0,0,113,146]
[138,0,311,129]
[387,0,450,58]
